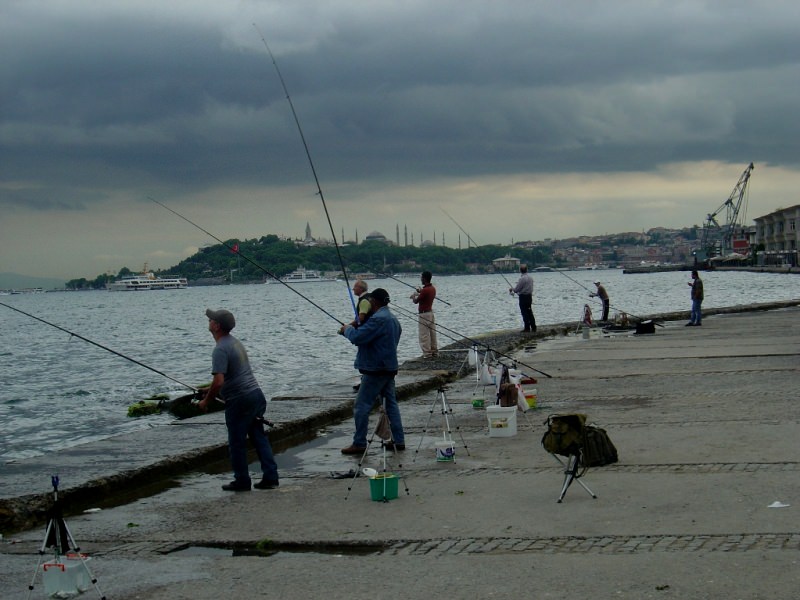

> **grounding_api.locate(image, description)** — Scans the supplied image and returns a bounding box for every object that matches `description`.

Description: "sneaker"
[685,322,695,326]
[340,445,367,455]
[222,481,251,492]
[383,441,406,451]
[254,478,279,490]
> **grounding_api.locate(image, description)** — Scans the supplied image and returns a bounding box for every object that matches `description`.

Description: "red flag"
[231,243,239,253]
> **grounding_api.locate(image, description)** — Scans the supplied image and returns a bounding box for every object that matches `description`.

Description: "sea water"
[1,270,798,462]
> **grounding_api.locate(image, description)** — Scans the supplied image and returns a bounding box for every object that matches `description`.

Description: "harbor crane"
[697,162,755,262]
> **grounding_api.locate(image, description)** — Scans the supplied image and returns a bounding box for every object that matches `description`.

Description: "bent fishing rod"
[388,301,552,378]
[253,24,357,319]
[440,207,515,288]
[0,301,199,392]
[348,262,452,307]
[150,198,346,326]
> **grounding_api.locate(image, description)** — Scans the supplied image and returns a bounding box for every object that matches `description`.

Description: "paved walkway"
[2,305,799,599]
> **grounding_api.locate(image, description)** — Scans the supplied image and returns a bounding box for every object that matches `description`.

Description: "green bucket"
[369,473,398,501]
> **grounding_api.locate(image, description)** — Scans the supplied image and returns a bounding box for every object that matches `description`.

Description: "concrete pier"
[2,301,799,599]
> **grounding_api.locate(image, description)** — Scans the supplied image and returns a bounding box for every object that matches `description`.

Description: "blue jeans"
[691,299,702,324]
[352,373,404,447]
[224,388,279,485]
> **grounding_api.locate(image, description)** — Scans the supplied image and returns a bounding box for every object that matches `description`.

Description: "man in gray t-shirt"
[200,308,279,492]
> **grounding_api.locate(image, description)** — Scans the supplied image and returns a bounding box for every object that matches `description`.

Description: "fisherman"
[509,264,536,333]
[350,279,372,392]
[686,270,704,326]
[410,270,438,358]
[590,281,610,322]
[200,308,279,491]
[338,288,406,454]
[351,279,372,327]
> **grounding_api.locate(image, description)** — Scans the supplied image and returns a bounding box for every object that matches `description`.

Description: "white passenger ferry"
[107,264,188,291]
[266,266,335,284]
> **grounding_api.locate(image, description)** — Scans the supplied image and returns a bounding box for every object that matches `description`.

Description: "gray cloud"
[1,1,799,277]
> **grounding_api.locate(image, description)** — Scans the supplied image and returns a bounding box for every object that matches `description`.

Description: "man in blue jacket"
[338,288,406,454]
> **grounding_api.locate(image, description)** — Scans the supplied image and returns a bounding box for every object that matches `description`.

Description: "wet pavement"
[2,301,799,599]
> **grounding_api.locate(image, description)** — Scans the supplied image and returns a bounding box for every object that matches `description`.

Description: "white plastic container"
[486,405,517,437]
[435,440,456,462]
[42,555,91,596]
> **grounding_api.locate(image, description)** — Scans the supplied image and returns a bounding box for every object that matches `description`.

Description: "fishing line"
[388,301,552,378]
[253,23,357,319]
[439,207,514,288]
[348,262,453,307]
[0,301,199,391]
[150,198,346,325]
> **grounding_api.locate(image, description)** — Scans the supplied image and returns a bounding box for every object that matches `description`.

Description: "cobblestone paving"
[50,531,800,559]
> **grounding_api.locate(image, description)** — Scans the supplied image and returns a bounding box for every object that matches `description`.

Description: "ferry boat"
[107,264,188,291]
[266,266,334,284]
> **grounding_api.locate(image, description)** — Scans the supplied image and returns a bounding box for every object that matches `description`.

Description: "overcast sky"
[2,1,799,279]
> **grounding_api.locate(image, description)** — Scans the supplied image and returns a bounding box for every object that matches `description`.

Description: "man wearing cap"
[509,264,536,333]
[590,281,610,322]
[201,308,279,491]
[338,288,406,454]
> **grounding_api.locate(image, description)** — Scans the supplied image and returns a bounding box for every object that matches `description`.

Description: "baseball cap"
[206,308,236,331]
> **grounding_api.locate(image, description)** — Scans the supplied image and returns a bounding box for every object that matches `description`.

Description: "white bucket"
[42,555,91,597]
[486,405,517,437]
[435,440,456,462]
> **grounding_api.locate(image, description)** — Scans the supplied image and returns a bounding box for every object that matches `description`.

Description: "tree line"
[66,235,555,289]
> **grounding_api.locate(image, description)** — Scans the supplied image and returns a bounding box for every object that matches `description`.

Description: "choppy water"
[1,270,798,462]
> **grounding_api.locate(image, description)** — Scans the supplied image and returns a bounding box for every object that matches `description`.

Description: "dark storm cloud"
[2,1,800,208]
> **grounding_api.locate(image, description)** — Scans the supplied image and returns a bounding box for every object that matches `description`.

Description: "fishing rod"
[440,207,514,288]
[553,268,664,327]
[348,262,452,307]
[0,301,199,392]
[253,24,357,319]
[150,198,346,326]
[388,300,553,378]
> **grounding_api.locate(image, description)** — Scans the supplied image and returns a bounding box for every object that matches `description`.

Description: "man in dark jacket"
[686,271,704,326]
[338,288,406,453]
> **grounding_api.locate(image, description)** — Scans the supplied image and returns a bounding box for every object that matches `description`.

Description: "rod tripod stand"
[27,476,106,600]
[470,345,499,398]
[343,397,410,502]
[549,453,597,503]
[412,386,470,463]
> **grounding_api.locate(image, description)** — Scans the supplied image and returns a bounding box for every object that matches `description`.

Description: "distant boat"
[107,264,187,291]
[266,266,335,284]
[533,266,554,272]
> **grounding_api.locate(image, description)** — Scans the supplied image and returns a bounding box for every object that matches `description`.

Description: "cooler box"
[486,405,517,437]
[42,555,91,596]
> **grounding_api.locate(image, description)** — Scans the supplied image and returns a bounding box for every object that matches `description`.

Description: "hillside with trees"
[66,236,554,289]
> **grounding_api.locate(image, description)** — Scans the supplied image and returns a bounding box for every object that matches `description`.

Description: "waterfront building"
[754,204,800,267]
